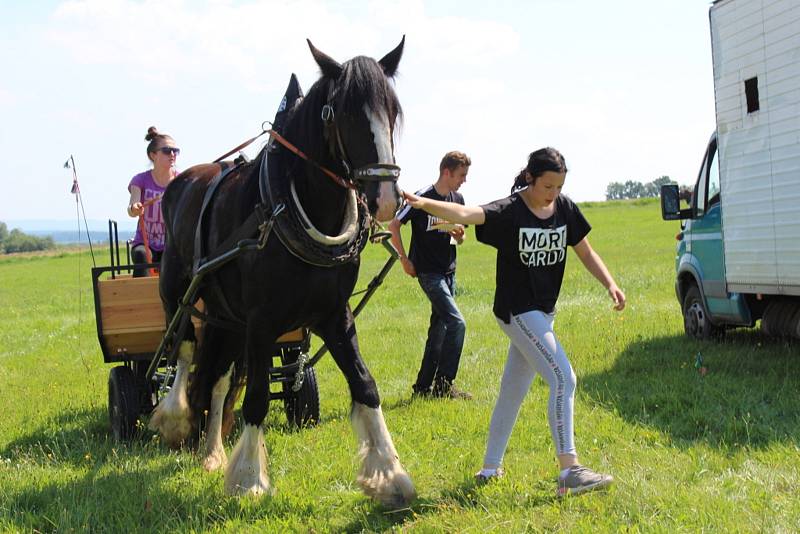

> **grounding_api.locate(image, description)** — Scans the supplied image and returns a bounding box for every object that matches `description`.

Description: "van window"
[694,151,709,217]
[707,143,720,206]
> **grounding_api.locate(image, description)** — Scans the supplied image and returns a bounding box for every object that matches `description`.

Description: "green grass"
[2,198,799,532]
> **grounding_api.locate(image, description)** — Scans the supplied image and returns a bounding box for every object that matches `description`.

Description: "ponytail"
[510,147,567,194]
[511,170,529,194]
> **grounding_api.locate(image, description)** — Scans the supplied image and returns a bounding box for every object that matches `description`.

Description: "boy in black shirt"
[402,147,626,496]
[389,151,472,399]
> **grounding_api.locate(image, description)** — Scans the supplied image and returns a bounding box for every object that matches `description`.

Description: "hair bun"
[145,126,159,142]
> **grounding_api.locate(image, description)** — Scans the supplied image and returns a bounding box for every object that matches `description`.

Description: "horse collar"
[259,147,370,267]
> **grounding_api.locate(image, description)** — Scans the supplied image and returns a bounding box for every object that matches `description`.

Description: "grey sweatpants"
[483,310,577,468]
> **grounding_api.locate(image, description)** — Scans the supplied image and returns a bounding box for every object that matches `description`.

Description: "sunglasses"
[158,147,181,156]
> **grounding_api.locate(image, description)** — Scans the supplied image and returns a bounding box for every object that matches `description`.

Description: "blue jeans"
[414,272,466,391]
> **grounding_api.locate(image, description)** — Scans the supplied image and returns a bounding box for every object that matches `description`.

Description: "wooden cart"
[92,221,319,440]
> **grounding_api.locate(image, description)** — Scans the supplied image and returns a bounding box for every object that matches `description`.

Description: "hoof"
[148,405,192,448]
[358,462,417,508]
[224,474,273,497]
[224,424,271,497]
[202,449,227,472]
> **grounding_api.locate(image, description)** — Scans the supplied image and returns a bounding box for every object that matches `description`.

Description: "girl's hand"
[609,285,626,311]
[402,190,424,208]
[129,201,144,217]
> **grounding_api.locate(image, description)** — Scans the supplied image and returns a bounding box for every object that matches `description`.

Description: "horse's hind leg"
[317,310,416,508]
[202,362,233,471]
[224,321,273,496]
[149,246,196,447]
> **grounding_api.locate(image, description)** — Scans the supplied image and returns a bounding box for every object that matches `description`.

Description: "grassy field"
[1,199,798,532]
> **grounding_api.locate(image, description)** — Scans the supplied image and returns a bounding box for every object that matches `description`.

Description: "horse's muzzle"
[354,164,401,222]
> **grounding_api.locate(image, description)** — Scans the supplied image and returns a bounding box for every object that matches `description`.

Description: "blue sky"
[1,0,715,228]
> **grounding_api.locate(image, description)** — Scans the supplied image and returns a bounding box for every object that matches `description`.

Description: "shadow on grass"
[2,406,111,466]
[3,457,327,534]
[581,331,800,448]
[2,405,423,532]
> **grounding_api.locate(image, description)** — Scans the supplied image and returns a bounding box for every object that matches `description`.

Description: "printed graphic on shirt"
[142,189,166,249]
[518,225,566,267]
[426,215,455,232]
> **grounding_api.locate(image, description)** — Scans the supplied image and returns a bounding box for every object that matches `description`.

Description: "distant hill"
[26,230,135,245]
[4,219,136,245]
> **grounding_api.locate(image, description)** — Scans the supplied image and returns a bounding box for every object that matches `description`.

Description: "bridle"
[215,88,401,194]
[318,81,401,191]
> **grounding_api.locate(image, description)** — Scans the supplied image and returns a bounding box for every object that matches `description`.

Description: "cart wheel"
[108,366,140,441]
[283,366,320,428]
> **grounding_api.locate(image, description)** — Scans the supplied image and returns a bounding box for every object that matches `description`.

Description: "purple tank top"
[129,170,167,251]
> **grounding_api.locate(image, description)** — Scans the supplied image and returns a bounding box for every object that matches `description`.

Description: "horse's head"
[307,37,404,222]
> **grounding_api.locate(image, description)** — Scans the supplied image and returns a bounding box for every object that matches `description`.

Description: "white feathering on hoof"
[224,424,272,497]
[202,364,233,471]
[352,403,416,508]
[148,341,194,447]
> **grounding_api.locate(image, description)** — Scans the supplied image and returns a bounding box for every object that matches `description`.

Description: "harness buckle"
[321,104,334,123]
[257,203,285,250]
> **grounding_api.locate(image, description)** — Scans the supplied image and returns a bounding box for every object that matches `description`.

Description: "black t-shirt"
[396,185,465,275]
[476,193,591,322]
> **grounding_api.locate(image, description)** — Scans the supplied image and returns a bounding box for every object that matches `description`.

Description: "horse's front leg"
[150,250,196,447]
[224,320,274,496]
[317,308,416,508]
[149,339,194,447]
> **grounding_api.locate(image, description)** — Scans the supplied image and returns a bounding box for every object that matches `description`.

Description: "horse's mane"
[282,55,403,169]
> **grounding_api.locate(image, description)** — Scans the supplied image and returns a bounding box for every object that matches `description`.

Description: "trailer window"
[745,77,759,113]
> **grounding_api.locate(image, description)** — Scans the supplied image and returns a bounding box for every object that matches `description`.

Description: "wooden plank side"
[97,274,304,351]
[105,330,165,356]
[98,276,162,306]
[276,329,305,343]
[101,302,166,331]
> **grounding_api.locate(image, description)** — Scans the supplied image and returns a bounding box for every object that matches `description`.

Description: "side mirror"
[660,184,692,220]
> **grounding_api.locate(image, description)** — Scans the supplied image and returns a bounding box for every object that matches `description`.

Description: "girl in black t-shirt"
[402,147,626,496]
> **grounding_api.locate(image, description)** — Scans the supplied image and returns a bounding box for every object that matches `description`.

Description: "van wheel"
[683,285,722,340]
[762,299,800,339]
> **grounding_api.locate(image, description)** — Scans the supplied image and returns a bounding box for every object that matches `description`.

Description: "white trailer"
[712,0,800,296]
[660,0,800,339]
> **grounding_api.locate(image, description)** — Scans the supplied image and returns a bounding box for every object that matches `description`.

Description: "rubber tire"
[762,299,800,339]
[108,366,140,441]
[683,285,722,340]
[283,366,320,429]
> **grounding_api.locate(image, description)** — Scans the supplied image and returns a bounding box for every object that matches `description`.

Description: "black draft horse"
[149,38,415,506]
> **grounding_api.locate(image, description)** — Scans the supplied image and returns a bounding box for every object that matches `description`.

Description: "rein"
[268,128,355,190]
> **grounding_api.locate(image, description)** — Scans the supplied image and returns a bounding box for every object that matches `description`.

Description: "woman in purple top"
[127,126,180,277]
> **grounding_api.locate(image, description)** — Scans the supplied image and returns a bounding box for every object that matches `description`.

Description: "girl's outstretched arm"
[573,238,626,311]
[402,191,486,225]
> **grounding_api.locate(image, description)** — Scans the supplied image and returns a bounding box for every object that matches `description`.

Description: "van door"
[688,138,730,317]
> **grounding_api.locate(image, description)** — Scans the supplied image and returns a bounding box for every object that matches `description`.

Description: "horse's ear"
[307,39,343,79]
[378,35,405,77]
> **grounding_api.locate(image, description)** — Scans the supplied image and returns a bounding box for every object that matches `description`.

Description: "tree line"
[0,222,55,254]
[605,176,673,200]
